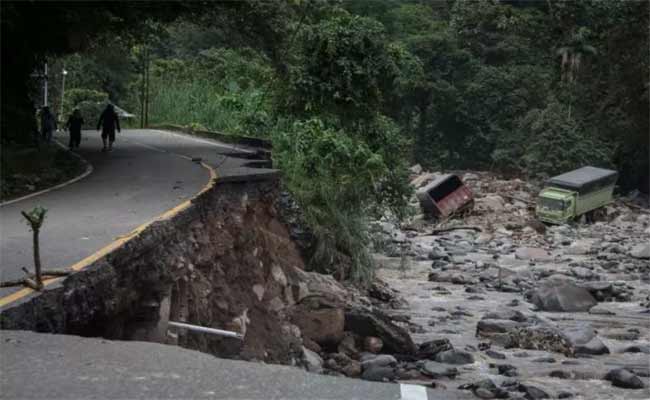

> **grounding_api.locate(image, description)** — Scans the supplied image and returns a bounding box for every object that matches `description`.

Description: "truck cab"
[536,188,576,224]
[535,166,618,225]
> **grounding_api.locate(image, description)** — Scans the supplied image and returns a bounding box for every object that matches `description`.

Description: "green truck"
[536,166,618,224]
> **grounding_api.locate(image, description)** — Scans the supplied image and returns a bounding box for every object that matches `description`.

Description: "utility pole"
[144,46,150,127]
[140,46,146,128]
[59,68,67,125]
[43,62,48,107]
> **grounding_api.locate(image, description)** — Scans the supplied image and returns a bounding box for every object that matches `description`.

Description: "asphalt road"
[0,129,259,299]
[0,331,467,400]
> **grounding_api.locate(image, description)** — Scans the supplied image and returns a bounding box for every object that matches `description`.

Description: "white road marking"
[400,384,428,400]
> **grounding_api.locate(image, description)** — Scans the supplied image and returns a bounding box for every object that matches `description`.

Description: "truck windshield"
[538,197,565,211]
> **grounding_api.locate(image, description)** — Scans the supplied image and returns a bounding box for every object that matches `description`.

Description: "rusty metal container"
[416,174,474,218]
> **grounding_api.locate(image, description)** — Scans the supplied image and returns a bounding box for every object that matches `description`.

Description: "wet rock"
[420,361,458,379]
[496,364,518,377]
[528,282,597,312]
[360,354,397,370]
[363,336,383,354]
[515,247,553,262]
[604,368,645,389]
[418,338,453,359]
[361,365,396,382]
[345,307,417,355]
[434,349,474,365]
[622,345,650,354]
[558,392,574,399]
[461,379,509,399]
[483,310,529,323]
[630,244,650,259]
[486,350,506,360]
[302,347,323,373]
[532,357,556,363]
[518,383,550,399]
[563,323,609,355]
[476,319,527,336]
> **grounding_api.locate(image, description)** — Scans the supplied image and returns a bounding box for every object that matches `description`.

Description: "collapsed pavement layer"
[1,330,474,400]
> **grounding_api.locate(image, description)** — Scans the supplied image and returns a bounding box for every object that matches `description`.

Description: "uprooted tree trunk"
[21,207,47,289]
[0,207,70,290]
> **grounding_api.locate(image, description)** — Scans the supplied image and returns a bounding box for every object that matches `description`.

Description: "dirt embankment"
[0,171,414,370]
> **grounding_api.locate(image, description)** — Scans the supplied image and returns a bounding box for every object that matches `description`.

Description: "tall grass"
[148,79,269,136]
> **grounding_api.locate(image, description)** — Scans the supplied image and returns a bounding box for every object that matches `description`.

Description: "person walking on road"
[97,103,120,152]
[65,108,84,150]
[40,106,57,144]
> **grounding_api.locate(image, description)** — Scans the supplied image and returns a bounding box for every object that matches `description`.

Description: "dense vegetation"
[2,1,648,283]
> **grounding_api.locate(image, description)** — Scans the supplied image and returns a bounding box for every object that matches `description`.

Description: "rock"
[515,247,553,261]
[532,357,556,363]
[338,333,359,358]
[476,319,527,336]
[421,361,458,379]
[463,379,509,399]
[630,244,650,259]
[303,337,321,353]
[477,195,506,212]
[360,365,396,382]
[302,347,323,373]
[434,349,474,365]
[604,368,645,389]
[496,364,518,377]
[363,336,383,354]
[418,338,452,359]
[342,360,361,377]
[518,383,550,399]
[345,307,417,355]
[291,307,345,345]
[483,310,528,323]
[562,324,609,355]
[360,354,397,370]
[486,350,506,360]
[622,345,650,354]
[528,282,597,312]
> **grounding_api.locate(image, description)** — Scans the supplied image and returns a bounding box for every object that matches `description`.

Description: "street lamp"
[59,68,68,128]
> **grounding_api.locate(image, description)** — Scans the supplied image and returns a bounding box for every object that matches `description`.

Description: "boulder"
[435,349,474,365]
[421,361,458,379]
[518,383,550,399]
[302,347,323,373]
[360,354,397,370]
[291,307,345,345]
[630,244,650,259]
[562,324,609,355]
[515,247,553,261]
[605,368,645,389]
[477,195,506,212]
[361,365,396,382]
[528,282,597,312]
[345,307,417,355]
[363,336,383,354]
[418,338,453,359]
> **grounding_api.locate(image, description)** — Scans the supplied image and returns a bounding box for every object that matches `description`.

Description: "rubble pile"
[366,167,649,399]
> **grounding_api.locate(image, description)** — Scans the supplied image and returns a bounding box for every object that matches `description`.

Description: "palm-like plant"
[557,27,597,83]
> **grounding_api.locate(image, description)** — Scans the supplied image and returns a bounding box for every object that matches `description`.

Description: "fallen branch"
[0,269,72,288]
[431,225,482,235]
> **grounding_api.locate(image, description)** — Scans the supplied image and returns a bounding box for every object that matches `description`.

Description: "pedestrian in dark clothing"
[40,106,57,144]
[97,104,120,152]
[66,108,84,149]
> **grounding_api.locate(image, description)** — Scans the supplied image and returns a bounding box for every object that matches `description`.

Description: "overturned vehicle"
[416,174,474,219]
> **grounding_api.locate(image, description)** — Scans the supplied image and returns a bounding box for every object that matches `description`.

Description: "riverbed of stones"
[363,170,650,399]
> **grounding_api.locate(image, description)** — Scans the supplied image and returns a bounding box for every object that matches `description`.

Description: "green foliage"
[272,118,389,283]
[517,98,612,176]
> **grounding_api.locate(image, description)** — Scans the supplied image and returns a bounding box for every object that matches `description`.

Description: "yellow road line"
[0,161,217,309]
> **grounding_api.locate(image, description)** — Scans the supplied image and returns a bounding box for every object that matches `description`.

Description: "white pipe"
[168,321,243,340]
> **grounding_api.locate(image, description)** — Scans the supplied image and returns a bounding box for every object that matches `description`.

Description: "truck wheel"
[585,210,595,224]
